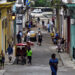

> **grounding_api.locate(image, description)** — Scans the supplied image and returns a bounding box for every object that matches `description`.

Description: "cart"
[15,42,34,64]
[15,43,27,64]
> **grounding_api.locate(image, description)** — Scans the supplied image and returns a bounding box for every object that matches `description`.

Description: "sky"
[62,0,67,3]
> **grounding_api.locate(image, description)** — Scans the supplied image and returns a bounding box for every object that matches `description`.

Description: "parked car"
[29,31,37,41]
[31,9,43,17]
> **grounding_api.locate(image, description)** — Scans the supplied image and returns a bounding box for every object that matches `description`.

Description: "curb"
[58,53,64,66]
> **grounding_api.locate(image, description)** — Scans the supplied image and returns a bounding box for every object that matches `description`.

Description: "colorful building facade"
[66,1,75,59]
[0,2,15,54]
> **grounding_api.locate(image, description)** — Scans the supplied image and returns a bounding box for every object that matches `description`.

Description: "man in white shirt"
[50,21,54,32]
[27,32,30,41]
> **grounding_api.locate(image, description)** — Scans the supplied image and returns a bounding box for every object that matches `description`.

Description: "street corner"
[0,70,6,75]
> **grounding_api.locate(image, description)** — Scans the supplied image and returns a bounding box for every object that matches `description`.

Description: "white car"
[31,9,43,17]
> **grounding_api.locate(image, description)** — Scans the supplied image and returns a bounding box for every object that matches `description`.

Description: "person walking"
[17,32,21,43]
[1,51,5,69]
[49,53,58,75]
[24,34,27,42]
[27,47,32,65]
[37,17,40,23]
[42,20,45,29]
[57,39,61,52]
[50,20,54,32]
[0,51,5,69]
[7,44,13,63]
[29,22,31,29]
[47,22,50,32]
[27,31,30,41]
[37,31,42,46]
[61,38,65,52]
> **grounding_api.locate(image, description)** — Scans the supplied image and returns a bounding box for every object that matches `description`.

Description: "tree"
[50,0,62,34]
[34,0,50,7]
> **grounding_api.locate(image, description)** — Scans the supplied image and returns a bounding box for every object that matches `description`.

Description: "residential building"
[64,0,75,59]
[0,0,15,54]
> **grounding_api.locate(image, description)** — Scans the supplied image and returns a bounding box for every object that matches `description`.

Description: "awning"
[67,3,75,7]
[0,1,15,8]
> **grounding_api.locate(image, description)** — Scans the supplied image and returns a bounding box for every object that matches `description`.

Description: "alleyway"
[4,30,63,75]
[1,0,75,75]
[4,18,75,75]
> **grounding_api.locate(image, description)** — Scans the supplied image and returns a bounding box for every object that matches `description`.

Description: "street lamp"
[12,12,15,19]
[12,15,16,20]
[12,13,16,44]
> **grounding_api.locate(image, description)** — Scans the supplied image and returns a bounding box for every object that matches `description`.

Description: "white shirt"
[27,32,30,37]
[50,21,53,25]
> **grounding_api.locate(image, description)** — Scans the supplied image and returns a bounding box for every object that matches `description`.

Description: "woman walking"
[37,31,42,46]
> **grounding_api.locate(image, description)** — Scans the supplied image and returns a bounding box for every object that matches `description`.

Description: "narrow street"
[4,25,75,75]
[4,30,62,75]
[1,0,75,75]
[3,15,75,75]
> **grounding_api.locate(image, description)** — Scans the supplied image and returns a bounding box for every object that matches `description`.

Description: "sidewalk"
[0,46,16,75]
[50,41,75,69]
[59,53,75,69]
[5,46,16,65]
[0,70,5,75]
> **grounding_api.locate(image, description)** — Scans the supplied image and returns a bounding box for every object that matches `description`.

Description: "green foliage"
[34,0,50,7]
[50,0,61,9]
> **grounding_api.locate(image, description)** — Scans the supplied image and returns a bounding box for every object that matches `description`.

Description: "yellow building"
[0,2,15,54]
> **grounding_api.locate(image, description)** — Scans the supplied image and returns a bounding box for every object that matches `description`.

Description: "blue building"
[66,3,75,59]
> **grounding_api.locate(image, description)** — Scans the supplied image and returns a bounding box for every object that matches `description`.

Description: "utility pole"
[56,7,60,34]
[51,0,62,35]
[27,6,29,21]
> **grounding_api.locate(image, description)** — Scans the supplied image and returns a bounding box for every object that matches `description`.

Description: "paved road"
[4,17,75,75]
[4,32,62,75]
